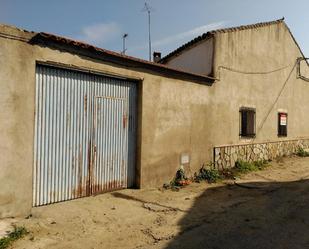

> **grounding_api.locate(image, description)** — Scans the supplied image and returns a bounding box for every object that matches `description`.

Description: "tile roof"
[30,32,215,84]
[160,18,285,63]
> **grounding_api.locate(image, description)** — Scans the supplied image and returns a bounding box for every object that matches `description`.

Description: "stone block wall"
[213,139,309,169]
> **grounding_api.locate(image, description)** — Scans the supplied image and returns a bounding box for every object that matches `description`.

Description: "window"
[240,108,256,137]
[278,112,287,136]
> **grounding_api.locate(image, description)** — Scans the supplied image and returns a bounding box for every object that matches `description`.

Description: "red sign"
[280,113,287,126]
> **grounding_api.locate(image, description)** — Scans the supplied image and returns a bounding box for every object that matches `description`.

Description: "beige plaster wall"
[1,22,309,218]
[165,38,214,76]
[140,77,212,187]
[0,25,212,217]
[148,23,309,189]
[0,29,36,218]
[210,22,309,149]
[160,21,309,180]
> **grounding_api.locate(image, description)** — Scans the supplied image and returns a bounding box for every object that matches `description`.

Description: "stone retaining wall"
[213,139,309,169]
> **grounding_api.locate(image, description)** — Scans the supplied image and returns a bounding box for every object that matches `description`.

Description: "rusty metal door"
[90,97,128,193]
[33,65,137,206]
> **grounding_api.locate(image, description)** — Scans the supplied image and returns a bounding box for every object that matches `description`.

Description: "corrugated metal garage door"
[33,65,137,206]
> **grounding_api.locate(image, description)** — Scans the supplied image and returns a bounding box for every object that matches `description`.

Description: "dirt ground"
[5,156,309,249]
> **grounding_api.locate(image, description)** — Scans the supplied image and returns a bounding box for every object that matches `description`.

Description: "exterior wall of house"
[1,22,309,218]
[0,27,37,218]
[165,38,214,76]
[140,76,212,187]
[207,22,309,161]
[163,21,309,168]
[0,25,213,217]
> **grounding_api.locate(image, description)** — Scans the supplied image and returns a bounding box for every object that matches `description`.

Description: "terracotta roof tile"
[31,32,215,84]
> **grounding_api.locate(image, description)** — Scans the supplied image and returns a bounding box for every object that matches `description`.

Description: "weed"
[194,164,221,183]
[252,160,269,170]
[166,167,191,189]
[234,160,256,173]
[175,168,186,182]
[234,159,268,174]
[0,226,28,249]
[164,159,270,189]
[220,168,236,179]
[296,147,309,157]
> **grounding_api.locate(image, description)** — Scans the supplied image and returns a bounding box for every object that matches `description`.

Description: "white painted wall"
[165,37,214,76]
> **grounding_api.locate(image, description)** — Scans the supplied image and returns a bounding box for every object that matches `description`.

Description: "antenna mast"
[142,2,153,61]
[122,33,128,55]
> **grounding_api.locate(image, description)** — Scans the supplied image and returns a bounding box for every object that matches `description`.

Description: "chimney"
[153,52,161,63]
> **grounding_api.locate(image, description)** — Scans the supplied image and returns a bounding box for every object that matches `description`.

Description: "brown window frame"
[278,112,288,137]
[239,107,256,138]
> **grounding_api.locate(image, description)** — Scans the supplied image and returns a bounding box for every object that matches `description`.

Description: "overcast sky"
[0,0,308,60]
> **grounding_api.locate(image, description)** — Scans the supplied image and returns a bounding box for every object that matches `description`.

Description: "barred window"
[240,108,256,137]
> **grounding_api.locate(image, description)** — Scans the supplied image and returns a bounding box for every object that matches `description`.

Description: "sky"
[0,0,308,60]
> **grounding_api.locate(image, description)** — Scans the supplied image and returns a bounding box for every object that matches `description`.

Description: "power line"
[255,61,297,137]
[216,60,300,141]
[297,57,309,82]
[217,64,293,80]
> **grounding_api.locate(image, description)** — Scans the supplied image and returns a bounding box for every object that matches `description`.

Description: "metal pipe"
[148,10,151,62]
[122,33,128,55]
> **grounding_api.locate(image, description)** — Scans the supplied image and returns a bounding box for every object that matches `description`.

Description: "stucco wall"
[140,77,212,187]
[0,25,213,217]
[165,38,214,76]
[0,28,36,218]
[162,21,309,171]
[1,22,309,218]
[210,22,309,148]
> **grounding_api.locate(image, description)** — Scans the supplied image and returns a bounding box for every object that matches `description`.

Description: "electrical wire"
[216,63,293,81]
[215,58,309,142]
[255,61,298,137]
[215,60,300,142]
[297,57,309,82]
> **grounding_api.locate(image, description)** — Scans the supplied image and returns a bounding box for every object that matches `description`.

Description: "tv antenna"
[142,2,154,61]
[122,33,128,55]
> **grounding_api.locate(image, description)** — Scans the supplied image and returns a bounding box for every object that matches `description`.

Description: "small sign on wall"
[280,113,287,126]
[278,112,288,137]
[180,153,190,165]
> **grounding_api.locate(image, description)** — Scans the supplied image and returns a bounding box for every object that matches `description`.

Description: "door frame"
[33,62,143,206]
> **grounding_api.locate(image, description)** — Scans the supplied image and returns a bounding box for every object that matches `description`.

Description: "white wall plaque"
[181,153,190,164]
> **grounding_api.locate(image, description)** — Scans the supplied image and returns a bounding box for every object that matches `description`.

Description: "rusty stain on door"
[33,65,137,206]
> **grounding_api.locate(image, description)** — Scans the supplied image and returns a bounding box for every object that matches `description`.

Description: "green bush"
[168,168,191,188]
[235,160,256,173]
[234,159,268,174]
[252,160,269,170]
[195,164,221,183]
[296,147,309,157]
[0,226,28,249]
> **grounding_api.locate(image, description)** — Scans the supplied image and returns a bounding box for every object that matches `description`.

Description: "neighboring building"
[0,18,308,217]
[160,18,309,168]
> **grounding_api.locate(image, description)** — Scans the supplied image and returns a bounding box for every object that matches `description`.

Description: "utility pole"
[142,2,153,61]
[122,33,128,55]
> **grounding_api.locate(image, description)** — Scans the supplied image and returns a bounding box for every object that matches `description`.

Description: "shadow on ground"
[164,179,309,249]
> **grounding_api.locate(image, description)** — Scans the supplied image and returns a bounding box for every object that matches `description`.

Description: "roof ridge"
[160,18,285,63]
[209,17,284,34]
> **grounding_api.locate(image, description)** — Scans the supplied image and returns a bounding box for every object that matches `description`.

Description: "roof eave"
[29,33,215,85]
[159,33,214,64]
